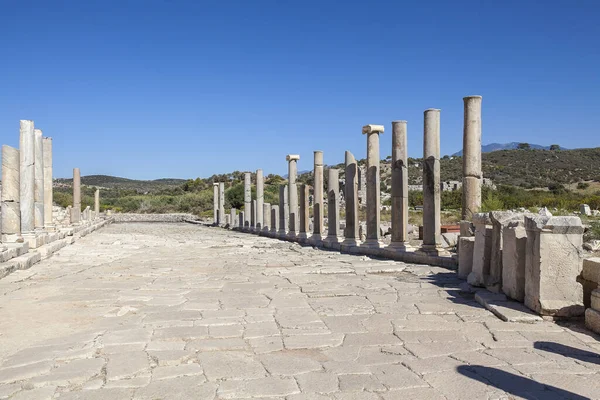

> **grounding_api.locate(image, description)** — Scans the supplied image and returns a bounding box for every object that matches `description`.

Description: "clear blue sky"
[1,0,598,180]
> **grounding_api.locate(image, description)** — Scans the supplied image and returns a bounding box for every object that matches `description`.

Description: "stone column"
[524,215,584,317]
[218,183,225,225]
[298,184,309,240]
[271,205,279,235]
[231,208,237,228]
[33,129,44,230]
[251,200,256,231]
[244,172,251,229]
[286,155,300,238]
[361,124,384,247]
[278,185,288,237]
[420,110,444,254]
[462,96,482,221]
[389,121,412,251]
[262,202,271,234]
[324,168,341,245]
[256,169,264,230]
[310,151,324,243]
[94,189,100,217]
[467,213,493,287]
[1,145,21,241]
[20,120,35,233]
[213,183,219,224]
[42,137,53,229]
[343,151,360,246]
[71,168,81,224]
[239,211,244,229]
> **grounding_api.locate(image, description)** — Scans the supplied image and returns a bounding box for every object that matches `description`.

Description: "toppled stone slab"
[475,291,543,323]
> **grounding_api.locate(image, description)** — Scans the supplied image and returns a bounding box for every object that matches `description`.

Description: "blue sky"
[1,0,598,180]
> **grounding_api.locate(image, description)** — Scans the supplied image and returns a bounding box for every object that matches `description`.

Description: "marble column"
[71,168,81,224]
[251,200,256,231]
[1,145,21,240]
[20,120,35,233]
[256,169,264,230]
[262,203,271,234]
[239,211,244,229]
[361,124,384,247]
[286,155,300,238]
[218,182,225,225]
[33,128,44,230]
[278,184,288,237]
[299,184,309,240]
[310,151,324,243]
[271,205,279,235]
[42,137,54,229]
[462,96,483,221]
[231,208,237,228]
[343,151,360,246]
[244,172,251,229]
[420,110,445,254]
[324,168,341,244]
[213,183,219,224]
[389,121,412,251]
[94,189,100,218]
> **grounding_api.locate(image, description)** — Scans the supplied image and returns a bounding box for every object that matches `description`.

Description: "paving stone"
[56,389,135,400]
[337,373,385,391]
[260,351,323,376]
[404,341,483,358]
[106,351,149,381]
[151,363,204,380]
[294,372,338,393]
[132,376,217,399]
[197,351,266,381]
[0,361,54,384]
[217,376,300,399]
[28,358,104,387]
[9,386,56,400]
[283,333,344,350]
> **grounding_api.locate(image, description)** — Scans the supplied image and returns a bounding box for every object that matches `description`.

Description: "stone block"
[582,257,600,284]
[524,216,585,317]
[591,289,600,310]
[457,237,475,279]
[580,204,591,216]
[467,213,492,287]
[487,211,523,293]
[585,307,600,334]
[502,222,527,302]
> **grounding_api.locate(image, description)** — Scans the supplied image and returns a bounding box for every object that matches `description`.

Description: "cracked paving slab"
[0,222,598,399]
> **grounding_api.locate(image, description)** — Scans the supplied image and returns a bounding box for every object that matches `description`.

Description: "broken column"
[219,182,225,226]
[271,205,279,235]
[278,184,288,237]
[71,168,81,224]
[43,137,54,229]
[231,208,237,228]
[324,168,341,245]
[361,124,384,248]
[213,183,219,224]
[467,213,492,286]
[343,151,360,246]
[262,203,271,234]
[1,145,21,241]
[420,110,445,254]
[458,237,475,279]
[389,120,412,251]
[311,151,324,243]
[20,120,35,233]
[239,211,244,229]
[94,189,100,218]
[524,215,584,317]
[462,96,482,221]
[244,172,251,229]
[256,169,264,230]
[502,220,528,302]
[286,155,300,238]
[487,211,522,292]
[299,184,309,240]
[34,128,45,230]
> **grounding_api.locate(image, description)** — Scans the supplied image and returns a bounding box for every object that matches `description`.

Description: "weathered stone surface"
[502,221,528,301]
[524,215,585,316]
[458,236,475,279]
[467,213,492,287]
[71,168,81,224]
[487,211,523,292]
[462,96,482,220]
[362,124,384,248]
[582,257,600,283]
[390,121,411,248]
[344,151,360,245]
[20,121,35,233]
[244,173,251,228]
[256,169,264,230]
[33,129,44,230]
[580,204,591,216]
[312,151,324,242]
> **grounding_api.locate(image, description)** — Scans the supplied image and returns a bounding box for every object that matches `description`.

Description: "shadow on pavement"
[456,365,589,400]
[534,341,600,365]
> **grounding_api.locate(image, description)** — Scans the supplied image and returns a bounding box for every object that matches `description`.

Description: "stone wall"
[112,213,197,223]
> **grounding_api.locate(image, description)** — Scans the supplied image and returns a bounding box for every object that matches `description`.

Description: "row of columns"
[213,96,483,255]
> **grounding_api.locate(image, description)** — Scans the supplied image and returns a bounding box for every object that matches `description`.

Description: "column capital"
[463,95,482,101]
[362,124,384,134]
[286,154,300,161]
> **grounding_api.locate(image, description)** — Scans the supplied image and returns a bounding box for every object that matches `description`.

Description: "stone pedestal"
[219,182,225,226]
[419,110,445,255]
[278,185,288,238]
[271,205,279,235]
[310,151,324,244]
[20,120,35,233]
[262,203,271,234]
[361,124,384,248]
[71,168,81,224]
[42,137,54,229]
[467,213,492,287]
[343,151,360,246]
[462,96,482,220]
[458,236,475,279]
[286,155,300,239]
[256,169,264,230]
[389,121,413,251]
[524,215,584,317]
[94,189,100,218]
[34,128,45,230]
[1,145,21,241]
[487,211,522,292]
[324,168,341,245]
[299,184,309,240]
[244,173,251,229]
[502,221,527,302]
[213,183,219,224]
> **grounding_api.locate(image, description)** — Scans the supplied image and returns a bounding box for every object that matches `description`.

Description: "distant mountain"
[452,142,565,156]
[55,175,186,191]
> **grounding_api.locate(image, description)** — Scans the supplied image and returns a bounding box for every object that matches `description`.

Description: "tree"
[549,144,560,151]
[517,143,531,150]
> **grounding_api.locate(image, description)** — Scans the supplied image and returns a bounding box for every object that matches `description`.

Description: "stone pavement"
[0,223,599,400]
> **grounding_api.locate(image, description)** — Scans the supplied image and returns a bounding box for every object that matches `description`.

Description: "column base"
[322,236,342,250]
[309,234,323,246]
[387,242,416,252]
[417,245,451,256]
[341,238,361,247]
[361,239,384,248]
[277,230,288,239]
[287,231,299,241]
